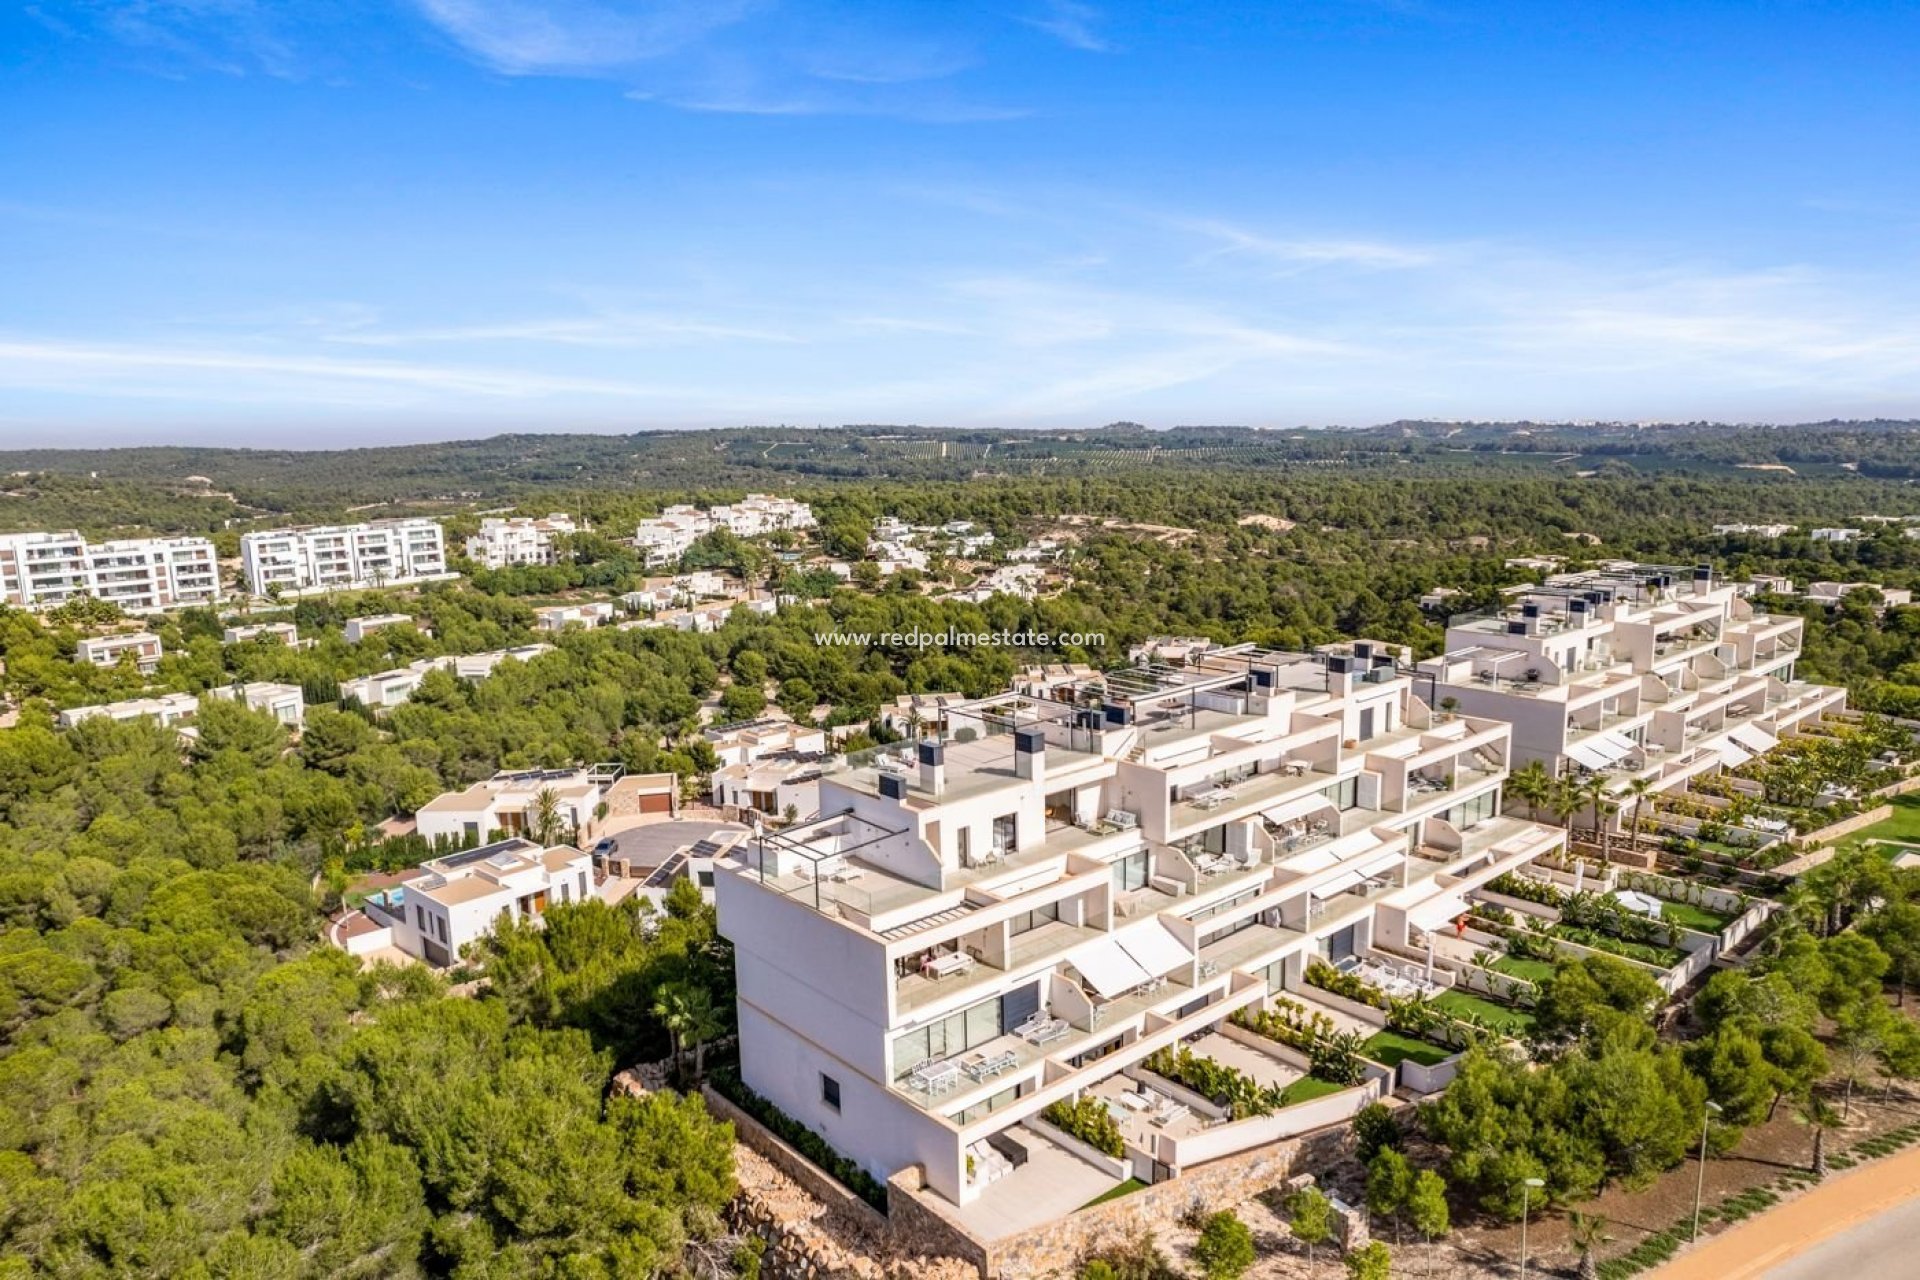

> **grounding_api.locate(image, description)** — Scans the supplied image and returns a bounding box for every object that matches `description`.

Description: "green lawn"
[1489,955,1557,984]
[1278,1075,1352,1106]
[1857,797,1920,845]
[1659,900,1736,934]
[1361,1030,1453,1069]
[1079,1178,1146,1209]
[1434,989,1537,1035]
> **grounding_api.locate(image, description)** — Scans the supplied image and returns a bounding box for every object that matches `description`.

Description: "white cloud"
[409,0,757,74]
[1021,1,1113,53]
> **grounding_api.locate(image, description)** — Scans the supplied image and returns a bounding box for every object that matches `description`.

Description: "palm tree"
[653,983,695,1081]
[1505,760,1553,820]
[1583,776,1620,864]
[1624,776,1657,851]
[1568,1212,1611,1280]
[1796,1095,1840,1179]
[1551,776,1583,845]
[529,786,564,847]
[680,986,727,1082]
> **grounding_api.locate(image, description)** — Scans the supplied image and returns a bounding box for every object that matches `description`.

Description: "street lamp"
[1519,1177,1545,1280]
[1692,1100,1724,1242]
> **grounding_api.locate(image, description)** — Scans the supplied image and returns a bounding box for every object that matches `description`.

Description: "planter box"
[1023,1117,1130,1180]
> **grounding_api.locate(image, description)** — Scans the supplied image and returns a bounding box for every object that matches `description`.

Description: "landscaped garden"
[1489,954,1556,984]
[1361,1028,1453,1068]
[1432,988,1536,1036]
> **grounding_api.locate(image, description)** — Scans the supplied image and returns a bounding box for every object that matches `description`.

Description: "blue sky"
[3,1,1919,445]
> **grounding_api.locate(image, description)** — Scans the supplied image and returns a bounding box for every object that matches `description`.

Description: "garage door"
[638,792,673,814]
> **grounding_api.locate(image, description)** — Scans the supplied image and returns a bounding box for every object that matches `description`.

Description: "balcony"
[895,918,1103,1015]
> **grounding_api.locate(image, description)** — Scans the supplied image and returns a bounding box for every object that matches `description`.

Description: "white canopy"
[1315,849,1402,898]
[1282,845,1344,874]
[1729,723,1780,756]
[1565,740,1615,771]
[1408,890,1471,933]
[1263,793,1336,826]
[1070,937,1153,999]
[1716,741,1755,769]
[1117,921,1193,980]
[1594,731,1638,762]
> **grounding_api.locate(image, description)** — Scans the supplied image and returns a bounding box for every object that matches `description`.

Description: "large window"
[955,1083,1022,1125]
[1445,789,1498,830]
[1009,901,1060,937]
[1111,849,1149,894]
[891,994,1005,1081]
[992,813,1018,853]
[1322,776,1359,811]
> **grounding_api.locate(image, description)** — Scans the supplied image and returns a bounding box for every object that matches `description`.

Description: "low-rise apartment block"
[534,601,614,632]
[222,621,301,647]
[58,681,303,731]
[363,838,595,967]
[0,531,222,612]
[712,755,825,823]
[75,631,164,673]
[414,764,625,845]
[1712,523,1795,538]
[1811,527,1862,542]
[716,640,1563,1213]
[1808,581,1913,608]
[1417,563,1845,821]
[239,519,449,595]
[205,681,306,727]
[339,644,554,711]
[465,514,577,569]
[634,497,814,567]
[343,613,415,644]
[704,717,829,768]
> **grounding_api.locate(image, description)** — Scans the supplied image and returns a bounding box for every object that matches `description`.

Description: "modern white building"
[715,641,1563,1212]
[634,497,814,568]
[464,514,578,569]
[364,838,595,967]
[414,764,625,845]
[204,681,306,728]
[239,519,449,595]
[712,756,825,823]
[58,682,303,731]
[0,531,221,613]
[533,601,615,632]
[1712,523,1796,538]
[339,644,554,711]
[222,621,301,647]
[1417,563,1846,818]
[704,717,829,769]
[343,613,416,644]
[74,631,164,673]
[1807,581,1914,608]
[1811,527,1863,543]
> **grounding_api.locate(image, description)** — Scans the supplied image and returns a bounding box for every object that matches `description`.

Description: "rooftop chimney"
[879,772,908,801]
[1014,726,1046,782]
[917,739,945,795]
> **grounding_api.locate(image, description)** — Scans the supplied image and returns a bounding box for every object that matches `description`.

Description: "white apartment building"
[343,613,415,644]
[634,497,814,568]
[465,514,577,569]
[1811,527,1863,543]
[222,621,301,647]
[705,718,829,769]
[239,519,449,595]
[414,765,625,845]
[1417,563,1846,819]
[1808,581,1914,608]
[712,755,825,823]
[339,644,554,711]
[534,601,615,632]
[365,838,595,967]
[716,641,1564,1212]
[0,531,221,613]
[74,632,164,674]
[1712,523,1796,538]
[58,682,303,731]
[204,681,306,728]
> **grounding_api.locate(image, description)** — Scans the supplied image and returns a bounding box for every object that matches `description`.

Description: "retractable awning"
[1594,731,1638,763]
[1716,741,1754,769]
[1283,846,1343,873]
[1729,723,1779,756]
[1070,937,1153,999]
[1565,740,1614,771]
[1263,793,1335,826]
[1117,921,1193,980]
[1408,890,1471,933]
[1315,849,1402,897]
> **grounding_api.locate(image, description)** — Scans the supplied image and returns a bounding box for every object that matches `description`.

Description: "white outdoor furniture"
[963,1050,1019,1081]
[1118,1091,1153,1112]
[1194,853,1228,876]
[1152,1103,1190,1128]
[923,952,975,979]
[1192,787,1229,810]
[912,1060,962,1095]
[1105,809,1139,830]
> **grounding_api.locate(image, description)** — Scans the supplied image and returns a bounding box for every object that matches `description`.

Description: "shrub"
[1304,959,1389,1009]
[1043,1094,1126,1158]
[1353,1101,1402,1162]
[1143,1046,1285,1119]
[711,1069,887,1211]
[1193,1211,1256,1280]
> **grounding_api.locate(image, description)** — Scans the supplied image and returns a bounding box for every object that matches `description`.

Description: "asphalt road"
[1761,1186,1920,1279]
[599,820,745,867]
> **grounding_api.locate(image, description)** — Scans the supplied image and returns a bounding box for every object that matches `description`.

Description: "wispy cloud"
[1181,219,1440,270]
[409,0,757,75]
[1021,0,1113,53]
[323,312,803,347]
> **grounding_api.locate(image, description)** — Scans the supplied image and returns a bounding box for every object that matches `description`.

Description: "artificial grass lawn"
[1361,1029,1453,1068]
[1657,899,1736,933]
[1489,954,1557,984]
[1078,1178,1146,1209]
[1856,796,1920,845]
[1278,1075,1351,1106]
[1434,989,1537,1035]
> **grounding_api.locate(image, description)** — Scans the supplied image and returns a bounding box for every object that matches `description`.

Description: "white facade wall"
[0,531,221,612]
[240,519,447,595]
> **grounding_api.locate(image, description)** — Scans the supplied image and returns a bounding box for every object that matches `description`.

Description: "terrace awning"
[1263,793,1336,826]
[1315,849,1402,898]
[1595,731,1639,762]
[1729,723,1779,756]
[1565,741,1614,771]
[1408,890,1471,933]
[1117,921,1193,979]
[1070,937,1153,999]
[1716,741,1755,769]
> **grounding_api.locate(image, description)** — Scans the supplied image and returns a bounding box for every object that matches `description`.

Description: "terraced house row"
[711,560,1841,1237]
